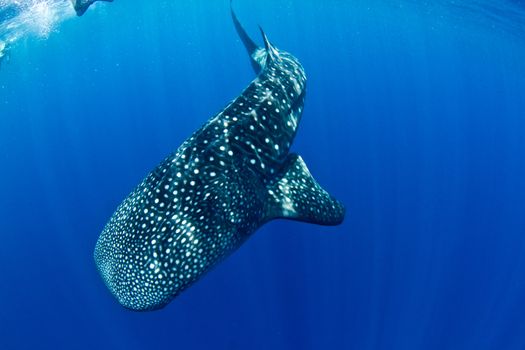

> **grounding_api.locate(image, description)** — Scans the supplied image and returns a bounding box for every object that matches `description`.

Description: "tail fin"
[71,0,113,16]
[230,1,268,74]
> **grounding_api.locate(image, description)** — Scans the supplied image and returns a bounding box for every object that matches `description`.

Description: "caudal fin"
[71,0,113,16]
[230,1,270,74]
[265,154,345,226]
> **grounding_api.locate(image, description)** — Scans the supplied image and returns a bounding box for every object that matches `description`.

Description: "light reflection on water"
[0,0,73,60]
[0,0,524,68]
[394,0,525,37]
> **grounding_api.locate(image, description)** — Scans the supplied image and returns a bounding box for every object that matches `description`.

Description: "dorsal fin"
[258,26,278,65]
[265,154,345,226]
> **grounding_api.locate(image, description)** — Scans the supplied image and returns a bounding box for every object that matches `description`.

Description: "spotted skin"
[94,10,345,311]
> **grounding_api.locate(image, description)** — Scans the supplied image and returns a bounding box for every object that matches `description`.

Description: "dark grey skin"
[70,0,113,16]
[94,7,345,311]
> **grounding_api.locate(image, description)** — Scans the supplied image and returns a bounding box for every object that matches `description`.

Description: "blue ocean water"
[1,0,525,349]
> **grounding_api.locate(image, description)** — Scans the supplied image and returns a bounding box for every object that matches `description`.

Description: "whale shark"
[70,0,113,16]
[94,6,345,311]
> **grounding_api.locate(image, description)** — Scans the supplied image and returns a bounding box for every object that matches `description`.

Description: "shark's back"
[94,6,344,312]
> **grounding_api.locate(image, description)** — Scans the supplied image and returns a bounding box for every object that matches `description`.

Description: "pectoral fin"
[265,154,345,226]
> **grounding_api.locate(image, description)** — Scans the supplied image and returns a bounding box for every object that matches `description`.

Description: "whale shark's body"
[70,0,113,16]
[94,8,345,311]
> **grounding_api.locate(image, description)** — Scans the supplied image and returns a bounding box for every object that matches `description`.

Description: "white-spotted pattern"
[94,9,345,311]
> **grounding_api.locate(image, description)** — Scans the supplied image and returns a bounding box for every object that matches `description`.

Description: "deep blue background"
[1,0,525,349]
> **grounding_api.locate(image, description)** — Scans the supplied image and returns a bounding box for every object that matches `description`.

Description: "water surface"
[1,1,525,349]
